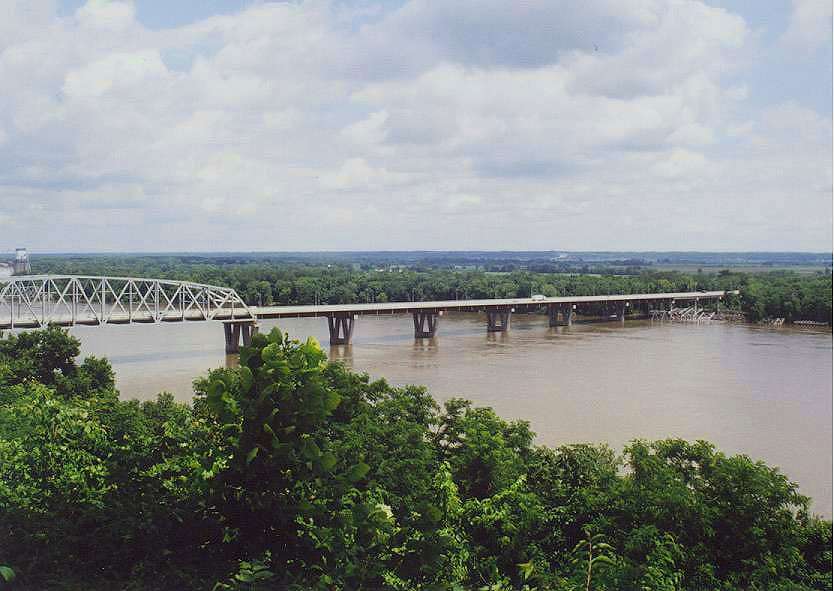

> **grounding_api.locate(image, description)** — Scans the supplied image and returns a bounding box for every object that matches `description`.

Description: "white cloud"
[76,0,136,32]
[781,0,833,53]
[0,0,829,251]
[63,50,169,98]
[320,157,410,190]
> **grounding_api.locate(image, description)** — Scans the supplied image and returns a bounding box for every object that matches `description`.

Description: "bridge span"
[0,275,736,353]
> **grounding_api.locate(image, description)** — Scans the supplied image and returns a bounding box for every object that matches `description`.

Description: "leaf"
[305,336,321,351]
[239,366,253,393]
[319,451,337,471]
[423,504,442,523]
[246,446,259,465]
[591,554,617,567]
[251,569,274,581]
[347,462,370,482]
[267,327,284,344]
[517,561,534,581]
[0,566,14,582]
[207,379,225,400]
[263,423,280,446]
[324,390,341,412]
[301,440,321,461]
[261,343,282,365]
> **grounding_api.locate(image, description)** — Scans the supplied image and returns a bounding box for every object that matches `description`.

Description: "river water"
[71,314,833,516]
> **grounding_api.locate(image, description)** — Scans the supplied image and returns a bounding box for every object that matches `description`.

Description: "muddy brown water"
[69,314,833,516]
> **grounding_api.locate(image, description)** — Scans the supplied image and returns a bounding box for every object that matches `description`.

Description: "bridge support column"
[547,305,558,327]
[413,311,440,338]
[548,304,573,327]
[327,313,355,345]
[224,320,258,354]
[617,303,627,323]
[486,308,511,332]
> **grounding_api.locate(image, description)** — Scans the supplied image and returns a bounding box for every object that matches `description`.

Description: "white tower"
[13,248,31,275]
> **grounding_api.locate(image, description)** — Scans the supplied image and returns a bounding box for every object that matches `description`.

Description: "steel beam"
[0,275,254,330]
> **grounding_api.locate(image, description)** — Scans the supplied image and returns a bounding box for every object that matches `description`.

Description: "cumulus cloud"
[0,0,830,251]
[781,0,833,53]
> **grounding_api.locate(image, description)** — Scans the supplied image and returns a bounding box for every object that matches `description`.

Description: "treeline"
[0,327,831,590]
[31,255,832,323]
[740,273,833,323]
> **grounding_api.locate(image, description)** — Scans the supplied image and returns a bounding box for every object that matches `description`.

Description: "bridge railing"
[0,275,254,328]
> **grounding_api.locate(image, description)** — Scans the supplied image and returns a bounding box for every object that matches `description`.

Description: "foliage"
[739,272,833,322]
[31,254,832,324]
[0,327,830,589]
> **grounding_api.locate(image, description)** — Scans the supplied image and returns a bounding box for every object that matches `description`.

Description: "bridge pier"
[486,308,512,332]
[224,320,258,354]
[327,313,356,345]
[413,311,440,338]
[548,304,574,327]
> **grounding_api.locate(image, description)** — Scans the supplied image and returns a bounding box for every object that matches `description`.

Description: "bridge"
[0,275,736,353]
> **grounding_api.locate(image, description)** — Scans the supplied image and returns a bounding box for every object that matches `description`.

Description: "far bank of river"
[72,314,833,516]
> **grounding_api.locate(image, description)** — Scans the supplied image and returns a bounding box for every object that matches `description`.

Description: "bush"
[0,328,830,590]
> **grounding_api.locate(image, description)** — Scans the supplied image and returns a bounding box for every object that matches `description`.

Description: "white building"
[0,248,30,276]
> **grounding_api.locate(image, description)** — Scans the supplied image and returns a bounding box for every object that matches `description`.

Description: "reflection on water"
[329,344,353,362]
[70,314,833,516]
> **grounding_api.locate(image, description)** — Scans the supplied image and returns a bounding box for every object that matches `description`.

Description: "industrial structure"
[0,274,736,353]
[0,248,30,277]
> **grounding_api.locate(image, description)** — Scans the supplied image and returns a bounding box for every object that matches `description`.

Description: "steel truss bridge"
[0,275,736,353]
[0,275,254,328]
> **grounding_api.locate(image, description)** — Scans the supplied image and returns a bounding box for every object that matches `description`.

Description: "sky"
[0,0,831,252]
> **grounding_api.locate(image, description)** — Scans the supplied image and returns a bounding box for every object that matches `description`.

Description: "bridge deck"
[0,272,733,330]
[252,291,730,318]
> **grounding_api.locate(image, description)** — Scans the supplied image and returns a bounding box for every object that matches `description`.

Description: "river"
[72,314,833,516]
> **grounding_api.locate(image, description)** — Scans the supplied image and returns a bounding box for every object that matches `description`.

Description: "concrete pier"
[547,305,558,327]
[486,308,512,332]
[224,320,258,354]
[548,303,574,327]
[413,311,440,338]
[327,313,356,345]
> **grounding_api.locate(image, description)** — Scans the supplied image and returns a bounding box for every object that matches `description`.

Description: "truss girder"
[0,276,253,329]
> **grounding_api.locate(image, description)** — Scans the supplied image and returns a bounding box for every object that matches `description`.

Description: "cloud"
[63,50,169,98]
[0,0,829,251]
[319,157,410,190]
[781,0,833,54]
[76,0,136,31]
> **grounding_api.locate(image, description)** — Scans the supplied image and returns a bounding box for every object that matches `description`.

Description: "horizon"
[8,249,834,256]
